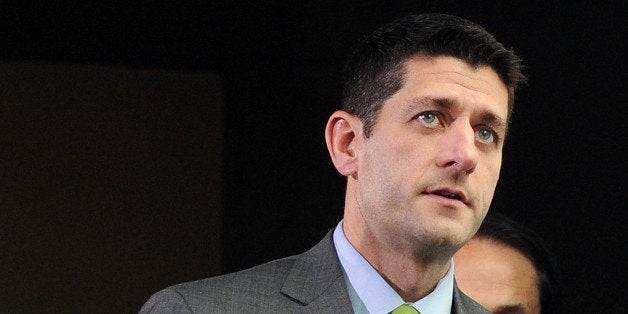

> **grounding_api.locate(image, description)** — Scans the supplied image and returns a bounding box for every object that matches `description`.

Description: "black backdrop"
[1,1,625,312]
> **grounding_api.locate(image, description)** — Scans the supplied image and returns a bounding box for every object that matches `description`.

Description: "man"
[141,13,525,313]
[454,212,562,314]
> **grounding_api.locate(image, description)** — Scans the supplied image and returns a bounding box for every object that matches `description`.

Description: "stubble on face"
[348,56,508,261]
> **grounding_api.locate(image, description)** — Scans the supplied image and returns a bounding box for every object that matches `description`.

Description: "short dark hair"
[342,13,526,137]
[476,212,562,314]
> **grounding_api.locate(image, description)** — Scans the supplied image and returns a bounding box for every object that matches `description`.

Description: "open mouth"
[432,190,462,200]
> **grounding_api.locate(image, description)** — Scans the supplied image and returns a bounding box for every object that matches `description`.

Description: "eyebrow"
[480,111,508,134]
[408,96,508,133]
[406,96,452,113]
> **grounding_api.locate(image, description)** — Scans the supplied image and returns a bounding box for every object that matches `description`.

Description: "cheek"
[365,137,415,172]
[482,156,502,191]
[360,141,415,198]
[473,160,502,215]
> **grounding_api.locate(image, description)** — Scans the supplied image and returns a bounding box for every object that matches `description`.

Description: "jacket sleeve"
[139,288,193,314]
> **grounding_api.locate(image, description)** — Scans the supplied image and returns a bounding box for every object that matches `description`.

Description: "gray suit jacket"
[140,230,489,313]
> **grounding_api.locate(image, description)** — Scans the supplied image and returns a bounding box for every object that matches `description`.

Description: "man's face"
[352,56,509,254]
[454,238,541,313]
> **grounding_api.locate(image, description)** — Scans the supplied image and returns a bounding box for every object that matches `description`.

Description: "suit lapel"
[452,280,491,314]
[280,230,489,313]
[280,230,354,311]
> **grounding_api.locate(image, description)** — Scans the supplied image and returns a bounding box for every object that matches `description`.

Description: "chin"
[412,234,463,260]
[411,225,463,246]
[417,220,473,250]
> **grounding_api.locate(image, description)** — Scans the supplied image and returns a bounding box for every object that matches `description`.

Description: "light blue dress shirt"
[333,221,454,314]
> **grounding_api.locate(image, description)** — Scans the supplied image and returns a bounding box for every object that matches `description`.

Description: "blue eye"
[418,112,438,125]
[476,128,495,143]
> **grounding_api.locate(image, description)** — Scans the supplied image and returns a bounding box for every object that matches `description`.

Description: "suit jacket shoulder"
[140,230,353,313]
[140,229,490,313]
[452,281,491,314]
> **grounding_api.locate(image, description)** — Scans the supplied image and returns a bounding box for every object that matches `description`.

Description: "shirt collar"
[333,221,454,314]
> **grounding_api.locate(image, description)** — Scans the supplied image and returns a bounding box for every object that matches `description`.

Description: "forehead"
[454,238,540,311]
[456,238,538,283]
[385,56,509,119]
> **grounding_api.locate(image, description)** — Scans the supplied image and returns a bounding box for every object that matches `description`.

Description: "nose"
[435,123,479,175]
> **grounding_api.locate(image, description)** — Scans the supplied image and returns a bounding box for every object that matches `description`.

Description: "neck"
[343,217,452,302]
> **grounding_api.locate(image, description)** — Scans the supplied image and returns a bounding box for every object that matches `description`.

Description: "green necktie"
[390,304,420,314]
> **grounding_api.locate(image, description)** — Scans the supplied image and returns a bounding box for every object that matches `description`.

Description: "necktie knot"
[390,304,420,314]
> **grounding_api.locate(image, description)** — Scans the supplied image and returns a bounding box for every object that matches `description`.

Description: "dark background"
[1,1,625,312]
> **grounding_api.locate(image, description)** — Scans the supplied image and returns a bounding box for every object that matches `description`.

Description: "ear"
[325,110,362,177]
